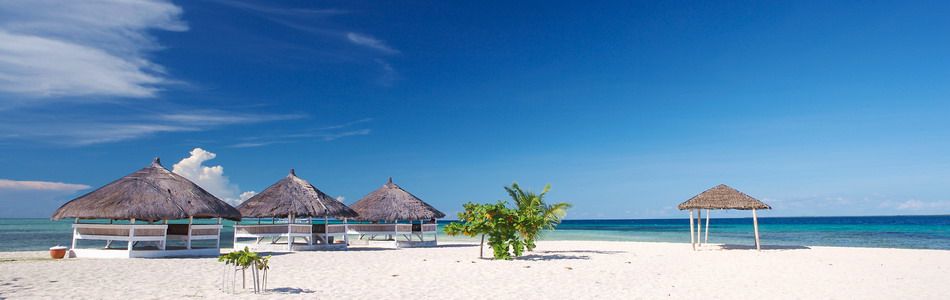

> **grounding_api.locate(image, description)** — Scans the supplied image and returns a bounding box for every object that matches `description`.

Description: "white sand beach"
[1,241,948,299]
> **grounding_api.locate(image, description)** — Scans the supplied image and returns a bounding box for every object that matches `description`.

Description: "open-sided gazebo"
[234,169,358,251]
[678,184,771,251]
[348,178,445,247]
[51,158,241,258]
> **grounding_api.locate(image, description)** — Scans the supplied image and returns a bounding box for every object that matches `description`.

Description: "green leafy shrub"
[445,183,570,259]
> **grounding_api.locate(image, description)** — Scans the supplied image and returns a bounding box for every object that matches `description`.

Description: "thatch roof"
[51,158,241,221]
[350,178,445,221]
[237,169,358,219]
[677,184,771,210]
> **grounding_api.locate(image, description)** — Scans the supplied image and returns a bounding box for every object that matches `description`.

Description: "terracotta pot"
[50,246,68,259]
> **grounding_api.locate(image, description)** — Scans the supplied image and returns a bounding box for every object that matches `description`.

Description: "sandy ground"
[1,241,948,299]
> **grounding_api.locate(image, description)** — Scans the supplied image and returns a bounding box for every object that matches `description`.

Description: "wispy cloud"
[0,179,90,191]
[228,118,372,148]
[209,0,347,17]
[0,110,304,146]
[0,0,186,99]
[158,112,305,126]
[346,32,399,55]
[375,59,398,86]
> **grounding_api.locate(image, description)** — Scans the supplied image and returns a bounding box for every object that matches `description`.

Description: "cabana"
[51,158,241,258]
[678,184,772,251]
[348,178,445,247]
[234,169,358,251]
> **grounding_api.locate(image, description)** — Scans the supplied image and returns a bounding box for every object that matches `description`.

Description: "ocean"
[1,215,948,252]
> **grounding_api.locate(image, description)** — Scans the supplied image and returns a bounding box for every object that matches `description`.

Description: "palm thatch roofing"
[237,169,358,219]
[350,178,446,222]
[51,158,241,221]
[677,184,771,210]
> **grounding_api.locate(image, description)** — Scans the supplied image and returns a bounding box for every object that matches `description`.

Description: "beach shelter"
[348,178,445,246]
[51,158,241,258]
[677,184,771,250]
[235,169,358,251]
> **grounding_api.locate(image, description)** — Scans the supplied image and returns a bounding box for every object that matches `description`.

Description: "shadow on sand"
[540,250,626,255]
[268,287,316,294]
[516,254,591,261]
[718,244,811,251]
[343,247,398,252]
[433,244,478,248]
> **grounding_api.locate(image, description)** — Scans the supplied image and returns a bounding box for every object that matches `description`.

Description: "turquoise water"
[1,216,948,251]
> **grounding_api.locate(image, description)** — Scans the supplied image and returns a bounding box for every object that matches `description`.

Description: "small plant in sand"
[445,201,524,259]
[445,183,570,259]
[507,183,572,252]
[219,247,271,294]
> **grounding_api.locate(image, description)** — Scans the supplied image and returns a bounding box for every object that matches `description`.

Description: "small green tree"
[507,183,572,251]
[444,201,524,260]
[445,183,570,259]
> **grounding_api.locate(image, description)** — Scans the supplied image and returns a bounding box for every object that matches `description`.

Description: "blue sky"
[1,0,949,219]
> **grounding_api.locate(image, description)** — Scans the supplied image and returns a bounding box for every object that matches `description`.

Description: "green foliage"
[445,201,524,260]
[444,183,571,259]
[219,246,271,271]
[506,183,572,251]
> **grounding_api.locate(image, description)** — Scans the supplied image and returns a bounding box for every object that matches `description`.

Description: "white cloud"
[172,148,253,206]
[0,179,89,191]
[896,199,950,211]
[227,118,372,148]
[0,0,186,99]
[345,32,399,54]
[158,112,304,126]
[239,191,257,203]
[0,110,303,146]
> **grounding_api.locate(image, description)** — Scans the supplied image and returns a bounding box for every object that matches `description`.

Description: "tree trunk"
[480,234,485,259]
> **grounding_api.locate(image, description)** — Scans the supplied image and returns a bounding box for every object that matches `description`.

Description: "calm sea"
[1,215,948,251]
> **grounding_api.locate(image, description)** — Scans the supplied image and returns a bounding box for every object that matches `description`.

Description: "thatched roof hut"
[51,158,241,221]
[237,169,358,219]
[677,184,771,210]
[678,184,771,251]
[350,178,445,222]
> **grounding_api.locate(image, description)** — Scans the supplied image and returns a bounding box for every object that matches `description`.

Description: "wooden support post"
[704,209,710,245]
[307,217,313,246]
[688,210,695,250]
[128,218,136,256]
[324,216,329,244]
[343,218,350,246]
[216,218,222,249]
[71,218,79,250]
[287,214,294,251]
[696,209,703,247]
[752,208,761,251]
[186,216,193,250]
[160,219,167,250]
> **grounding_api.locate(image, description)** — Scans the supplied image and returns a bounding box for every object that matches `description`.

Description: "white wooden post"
[343,218,349,246]
[688,210,695,250]
[216,218,222,250]
[752,208,761,251]
[434,219,438,244]
[128,218,136,256]
[307,217,313,246]
[187,216,193,250]
[696,209,702,247]
[287,214,294,251]
[71,218,79,250]
[160,219,167,250]
[324,216,329,244]
[704,209,710,245]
